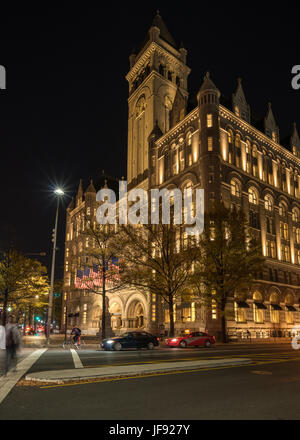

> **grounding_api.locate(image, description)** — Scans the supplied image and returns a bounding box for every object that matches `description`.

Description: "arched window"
[245,141,251,173]
[264,194,273,211]
[252,146,258,177]
[248,187,258,205]
[235,134,241,167]
[228,130,233,164]
[292,207,299,223]
[279,202,287,217]
[231,179,241,198]
[164,96,172,133]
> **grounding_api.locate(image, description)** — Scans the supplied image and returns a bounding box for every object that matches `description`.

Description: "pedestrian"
[4,315,21,375]
[71,325,81,348]
[247,329,251,342]
[0,323,6,376]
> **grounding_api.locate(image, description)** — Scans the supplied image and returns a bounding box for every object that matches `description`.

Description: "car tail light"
[212,336,216,342]
[157,337,159,341]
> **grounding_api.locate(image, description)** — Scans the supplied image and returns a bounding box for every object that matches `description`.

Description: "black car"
[101,331,159,351]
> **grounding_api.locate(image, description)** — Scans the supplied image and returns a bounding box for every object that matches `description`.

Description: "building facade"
[62,13,300,340]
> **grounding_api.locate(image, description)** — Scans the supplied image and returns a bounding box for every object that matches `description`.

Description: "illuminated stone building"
[63,12,300,340]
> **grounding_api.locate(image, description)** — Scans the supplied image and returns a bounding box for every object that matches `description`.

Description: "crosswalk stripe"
[70,349,83,369]
[0,348,47,405]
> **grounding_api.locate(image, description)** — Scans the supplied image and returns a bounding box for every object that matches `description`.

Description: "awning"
[286,305,297,312]
[270,304,282,311]
[254,302,267,310]
[237,301,250,309]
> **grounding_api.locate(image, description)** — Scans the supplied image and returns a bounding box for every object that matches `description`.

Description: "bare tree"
[73,220,126,341]
[114,222,199,337]
[189,203,264,342]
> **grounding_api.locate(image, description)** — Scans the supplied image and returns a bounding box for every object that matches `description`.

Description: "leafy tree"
[114,223,199,337]
[190,203,264,342]
[0,249,49,325]
[72,221,126,340]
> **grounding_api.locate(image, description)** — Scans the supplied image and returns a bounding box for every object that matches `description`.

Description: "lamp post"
[46,188,64,346]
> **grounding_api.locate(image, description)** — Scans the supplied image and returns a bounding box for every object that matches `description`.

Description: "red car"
[165,332,215,348]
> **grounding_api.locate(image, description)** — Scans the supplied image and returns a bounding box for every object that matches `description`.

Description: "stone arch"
[268,286,282,303]
[253,291,263,302]
[124,293,149,330]
[284,290,295,305]
[179,172,198,189]
[230,177,242,198]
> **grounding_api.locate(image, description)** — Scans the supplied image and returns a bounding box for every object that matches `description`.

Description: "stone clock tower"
[126,12,191,190]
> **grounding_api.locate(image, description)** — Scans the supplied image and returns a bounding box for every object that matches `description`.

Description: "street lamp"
[46,187,64,345]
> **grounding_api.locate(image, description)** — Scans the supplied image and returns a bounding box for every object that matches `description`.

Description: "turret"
[197,72,221,210]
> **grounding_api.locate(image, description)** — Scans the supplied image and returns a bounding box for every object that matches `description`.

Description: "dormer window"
[272,131,277,142]
[293,146,298,156]
[235,106,240,117]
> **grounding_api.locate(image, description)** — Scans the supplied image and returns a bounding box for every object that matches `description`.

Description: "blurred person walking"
[0,322,5,376]
[4,315,21,375]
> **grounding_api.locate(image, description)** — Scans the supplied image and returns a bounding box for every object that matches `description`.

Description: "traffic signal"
[51,229,55,243]
[35,316,40,321]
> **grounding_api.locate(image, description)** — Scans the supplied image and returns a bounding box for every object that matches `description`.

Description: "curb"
[24,358,251,384]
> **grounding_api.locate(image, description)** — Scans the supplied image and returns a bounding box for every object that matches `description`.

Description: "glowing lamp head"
[54,188,64,196]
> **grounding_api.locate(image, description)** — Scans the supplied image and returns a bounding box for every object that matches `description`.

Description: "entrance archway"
[127,300,147,329]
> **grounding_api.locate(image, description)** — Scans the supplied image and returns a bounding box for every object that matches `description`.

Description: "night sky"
[0,4,299,279]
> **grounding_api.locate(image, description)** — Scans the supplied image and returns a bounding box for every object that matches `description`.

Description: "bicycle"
[62,336,85,349]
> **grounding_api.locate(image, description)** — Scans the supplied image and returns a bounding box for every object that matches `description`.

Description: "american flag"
[75,269,83,289]
[75,257,120,290]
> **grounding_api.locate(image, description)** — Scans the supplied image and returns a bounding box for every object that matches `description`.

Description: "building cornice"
[220,105,300,168]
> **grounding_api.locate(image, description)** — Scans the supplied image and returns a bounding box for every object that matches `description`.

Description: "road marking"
[0,348,47,404]
[70,349,83,369]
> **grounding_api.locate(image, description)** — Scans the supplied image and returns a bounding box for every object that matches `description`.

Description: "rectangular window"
[164,304,176,323]
[286,311,294,324]
[208,137,213,152]
[270,306,279,324]
[234,302,246,323]
[253,304,264,323]
[207,114,213,128]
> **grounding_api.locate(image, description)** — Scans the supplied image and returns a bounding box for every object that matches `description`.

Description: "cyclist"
[71,326,81,348]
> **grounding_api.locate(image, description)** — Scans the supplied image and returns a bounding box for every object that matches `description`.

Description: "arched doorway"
[127,300,147,329]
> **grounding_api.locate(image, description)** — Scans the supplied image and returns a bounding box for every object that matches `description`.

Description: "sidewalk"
[25,357,251,384]
[21,334,292,348]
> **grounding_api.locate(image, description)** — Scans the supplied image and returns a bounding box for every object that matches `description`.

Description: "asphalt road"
[1,344,300,420]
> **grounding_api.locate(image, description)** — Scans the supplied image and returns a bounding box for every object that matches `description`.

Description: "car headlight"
[171,339,178,342]
[106,340,114,344]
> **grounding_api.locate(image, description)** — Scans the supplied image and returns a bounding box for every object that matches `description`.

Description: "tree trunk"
[169,298,175,337]
[101,256,106,342]
[221,298,227,343]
